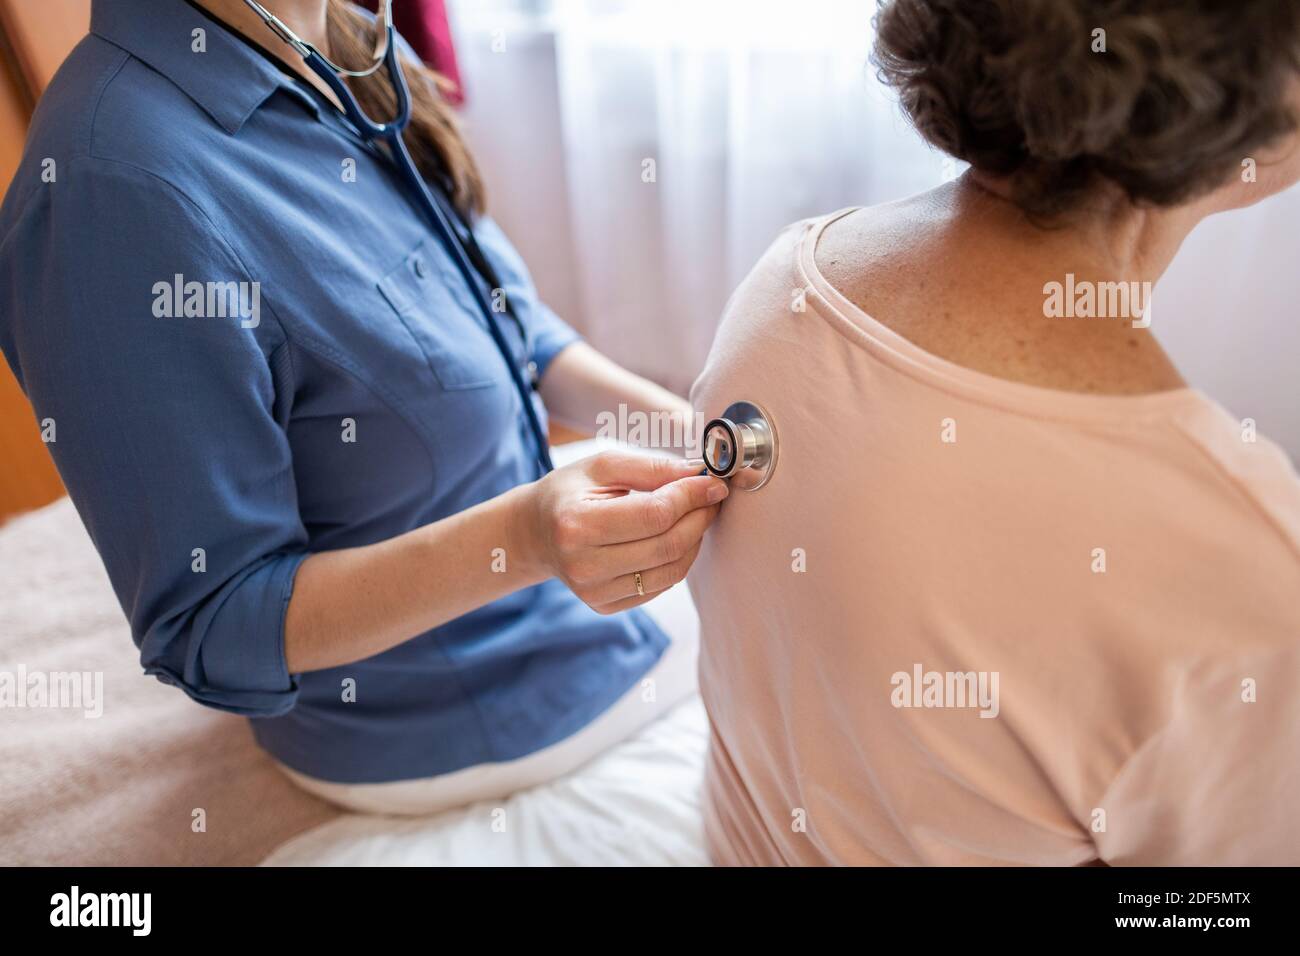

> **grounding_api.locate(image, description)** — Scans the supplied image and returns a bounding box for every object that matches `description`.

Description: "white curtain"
[447,0,1300,460]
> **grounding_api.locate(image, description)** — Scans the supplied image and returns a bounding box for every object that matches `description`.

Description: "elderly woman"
[690,0,1300,865]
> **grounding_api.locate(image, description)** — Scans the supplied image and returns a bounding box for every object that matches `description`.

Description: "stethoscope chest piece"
[702,400,778,491]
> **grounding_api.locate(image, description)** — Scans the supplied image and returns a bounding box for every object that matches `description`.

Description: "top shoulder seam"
[84,45,131,161]
[1170,416,1300,568]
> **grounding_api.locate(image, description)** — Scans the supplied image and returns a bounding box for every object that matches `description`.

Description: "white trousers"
[279,583,700,816]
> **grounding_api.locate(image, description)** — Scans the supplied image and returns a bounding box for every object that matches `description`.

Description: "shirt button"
[412,257,428,279]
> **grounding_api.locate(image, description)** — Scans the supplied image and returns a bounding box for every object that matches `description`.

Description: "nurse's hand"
[515,451,729,613]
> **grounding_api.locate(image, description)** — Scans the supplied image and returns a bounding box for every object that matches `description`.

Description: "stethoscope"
[242,1,782,491]
[701,401,779,491]
[242,0,554,473]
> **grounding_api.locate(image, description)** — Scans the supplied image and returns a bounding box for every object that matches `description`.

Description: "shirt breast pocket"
[378,237,503,391]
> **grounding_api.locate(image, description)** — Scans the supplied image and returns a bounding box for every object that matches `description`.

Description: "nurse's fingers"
[585,451,704,492]
[586,502,717,580]
[590,587,668,617]
[564,504,717,600]
[587,539,701,611]
[582,473,727,545]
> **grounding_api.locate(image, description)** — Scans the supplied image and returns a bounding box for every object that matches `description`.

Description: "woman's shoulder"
[721,209,854,319]
[17,34,220,204]
[689,209,852,408]
[1,35,234,269]
[1168,397,1300,572]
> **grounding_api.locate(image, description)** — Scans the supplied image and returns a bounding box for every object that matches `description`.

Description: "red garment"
[358,0,464,104]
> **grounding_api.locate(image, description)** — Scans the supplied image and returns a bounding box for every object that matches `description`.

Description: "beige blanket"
[0,498,341,865]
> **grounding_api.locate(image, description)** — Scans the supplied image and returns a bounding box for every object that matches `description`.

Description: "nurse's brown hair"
[872,0,1300,219]
[325,0,484,216]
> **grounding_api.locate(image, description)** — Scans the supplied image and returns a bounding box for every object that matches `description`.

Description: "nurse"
[0,0,726,812]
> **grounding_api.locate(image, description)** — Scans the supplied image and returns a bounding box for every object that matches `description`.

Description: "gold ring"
[635,571,645,597]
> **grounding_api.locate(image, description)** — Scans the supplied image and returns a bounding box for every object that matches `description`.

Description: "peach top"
[688,210,1300,866]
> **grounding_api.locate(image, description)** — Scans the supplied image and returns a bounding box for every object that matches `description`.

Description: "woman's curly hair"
[872,0,1300,218]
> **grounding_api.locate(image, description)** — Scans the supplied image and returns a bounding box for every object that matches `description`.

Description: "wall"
[0,0,92,521]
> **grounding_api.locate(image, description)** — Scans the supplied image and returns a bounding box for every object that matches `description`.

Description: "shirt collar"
[91,0,300,134]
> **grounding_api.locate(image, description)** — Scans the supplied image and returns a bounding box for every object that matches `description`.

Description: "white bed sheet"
[261,695,710,866]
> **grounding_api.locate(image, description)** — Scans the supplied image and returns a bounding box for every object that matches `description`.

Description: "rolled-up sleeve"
[0,157,308,716]
[472,216,581,376]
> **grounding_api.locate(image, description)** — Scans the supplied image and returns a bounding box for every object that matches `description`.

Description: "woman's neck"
[960,171,1208,292]
[193,0,339,105]
[198,0,329,50]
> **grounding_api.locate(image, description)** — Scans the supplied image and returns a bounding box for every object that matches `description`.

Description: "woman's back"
[688,208,1300,865]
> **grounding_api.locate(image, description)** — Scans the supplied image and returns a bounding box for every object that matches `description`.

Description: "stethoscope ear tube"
[702,401,777,491]
[244,0,395,77]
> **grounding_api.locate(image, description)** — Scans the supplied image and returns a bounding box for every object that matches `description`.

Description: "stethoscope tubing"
[296,25,555,475]
[244,3,781,493]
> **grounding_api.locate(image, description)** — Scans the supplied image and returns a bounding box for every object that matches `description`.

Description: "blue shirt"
[0,0,667,783]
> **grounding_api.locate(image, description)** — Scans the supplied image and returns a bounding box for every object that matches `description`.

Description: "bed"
[0,439,710,866]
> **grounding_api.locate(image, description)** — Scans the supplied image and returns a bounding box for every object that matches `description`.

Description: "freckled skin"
[817,180,1188,396]
[817,94,1300,397]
